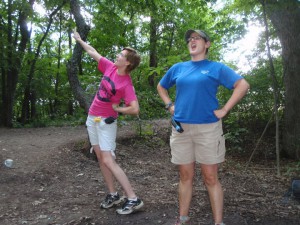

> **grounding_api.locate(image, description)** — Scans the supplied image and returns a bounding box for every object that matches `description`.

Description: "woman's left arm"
[214,79,250,119]
[112,100,139,116]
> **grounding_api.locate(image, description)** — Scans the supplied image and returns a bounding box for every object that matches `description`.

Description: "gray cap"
[184,29,210,43]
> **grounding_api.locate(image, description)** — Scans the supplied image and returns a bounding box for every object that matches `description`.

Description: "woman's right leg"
[94,147,136,199]
[93,145,116,193]
[178,162,195,217]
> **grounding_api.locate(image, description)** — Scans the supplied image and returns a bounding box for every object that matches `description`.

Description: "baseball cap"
[184,29,210,43]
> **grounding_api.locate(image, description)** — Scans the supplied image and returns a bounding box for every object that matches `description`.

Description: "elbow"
[128,101,139,116]
[157,83,167,97]
[157,83,162,92]
[237,79,250,93]
[243,78,250,89]
[244,80,250,92]
[132,108,140,116]
[131,105,140,116]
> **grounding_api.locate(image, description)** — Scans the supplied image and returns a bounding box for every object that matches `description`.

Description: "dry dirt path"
[0,126,87,170]
[0,123,299,225]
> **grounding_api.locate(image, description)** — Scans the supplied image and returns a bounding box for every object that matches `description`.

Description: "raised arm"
[72,30,102,62]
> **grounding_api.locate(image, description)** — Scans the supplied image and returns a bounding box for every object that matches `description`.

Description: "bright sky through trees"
[32,1,263,74]
[223,23,264,73]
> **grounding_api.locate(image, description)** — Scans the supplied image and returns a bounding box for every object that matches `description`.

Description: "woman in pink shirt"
[73,31,144,215]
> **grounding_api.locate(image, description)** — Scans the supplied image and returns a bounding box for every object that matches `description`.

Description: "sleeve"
[98,57,115,73]
[219,64,243,89]
[123,83,138,105]
[159,64,178,89]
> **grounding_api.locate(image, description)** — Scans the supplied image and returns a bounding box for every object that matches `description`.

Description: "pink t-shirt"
[88,57,137,118]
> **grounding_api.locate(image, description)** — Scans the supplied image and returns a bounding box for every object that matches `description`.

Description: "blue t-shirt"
[159,59,243,124]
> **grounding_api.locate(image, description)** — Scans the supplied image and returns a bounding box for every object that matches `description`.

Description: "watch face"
[166,102,173,109]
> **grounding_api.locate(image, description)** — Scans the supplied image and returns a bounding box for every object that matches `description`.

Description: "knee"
[94,149,104,162]
[180,171,195,183]
[100,156,115,168]
[203,174,218,186]
[94,150,114,168]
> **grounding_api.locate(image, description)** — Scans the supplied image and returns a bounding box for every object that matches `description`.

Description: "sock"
[128,197,138,201]
[110,192,118,196]
[179,216,190,222]
[215,223,224,225]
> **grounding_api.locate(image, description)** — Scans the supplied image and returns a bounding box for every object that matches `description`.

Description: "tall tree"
[261,1,281,174]
[67,0,91,113]
[261,0,300,159]
[145,0,161,87]
[21,0,67,124]
[0,14,4,124]
[53,9,63,114]
[1,0,34,127]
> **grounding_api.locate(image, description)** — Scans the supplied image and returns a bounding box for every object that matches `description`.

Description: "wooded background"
[0,0,299,161]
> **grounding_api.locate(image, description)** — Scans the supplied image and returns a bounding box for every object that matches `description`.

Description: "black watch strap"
[165,102,173,110]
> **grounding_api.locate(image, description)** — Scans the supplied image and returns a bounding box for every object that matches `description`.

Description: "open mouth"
[191,43,197,51]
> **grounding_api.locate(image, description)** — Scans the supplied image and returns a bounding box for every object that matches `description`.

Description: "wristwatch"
[165,102,173,110]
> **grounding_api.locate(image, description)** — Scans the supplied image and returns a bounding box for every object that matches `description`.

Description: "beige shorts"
[170,120,225,165]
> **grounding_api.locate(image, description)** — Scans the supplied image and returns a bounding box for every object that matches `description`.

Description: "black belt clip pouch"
[104,116,116,124]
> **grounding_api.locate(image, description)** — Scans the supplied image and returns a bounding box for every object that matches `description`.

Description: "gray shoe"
[116,198,144,215]
[100,193,122,209]
[174,218,191,225]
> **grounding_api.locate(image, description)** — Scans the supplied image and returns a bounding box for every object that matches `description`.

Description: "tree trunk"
[21,1,66,124]
[68,0,91,113]
[54,10,63,114]
[2,0,34,127]
[148,15,158,87]
[263,0,300,159]
[0,14,5,125]
[262,2,281,175]
[30,90,37,120]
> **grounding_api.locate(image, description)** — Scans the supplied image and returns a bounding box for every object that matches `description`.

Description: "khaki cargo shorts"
[170,120,225,165]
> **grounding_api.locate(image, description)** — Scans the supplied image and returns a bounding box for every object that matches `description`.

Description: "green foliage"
[218,86,250,153]
[2,0,244,126]
[283,161,300,177]
[12,107,87,128]
[223,118,249,153]
[132,120,154,137]
[0,0,288,162]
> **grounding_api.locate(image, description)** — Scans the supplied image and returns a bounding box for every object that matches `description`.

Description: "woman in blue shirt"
[157,29,250,225]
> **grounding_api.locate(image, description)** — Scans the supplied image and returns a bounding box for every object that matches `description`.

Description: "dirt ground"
[0,119,299,225]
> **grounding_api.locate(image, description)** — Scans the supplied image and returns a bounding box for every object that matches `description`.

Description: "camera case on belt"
[104,116,116,124]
